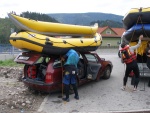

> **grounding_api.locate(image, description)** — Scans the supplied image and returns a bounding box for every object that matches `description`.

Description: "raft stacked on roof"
[10,31,102,55]
[8,13,102,55]
[122,7,150,42]
[8,13,98,37]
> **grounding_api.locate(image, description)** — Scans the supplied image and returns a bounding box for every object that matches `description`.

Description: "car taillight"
[27,66,37,79]
[45,72,53,83]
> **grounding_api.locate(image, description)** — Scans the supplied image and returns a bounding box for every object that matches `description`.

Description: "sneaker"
[74,96,79,100]
[62,98,70,102]
[133,88,137,91]
[121,86,125,91]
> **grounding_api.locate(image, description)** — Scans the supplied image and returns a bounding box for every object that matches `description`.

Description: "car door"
[84,53,101,80]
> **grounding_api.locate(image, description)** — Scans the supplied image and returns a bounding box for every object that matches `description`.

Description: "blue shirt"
[64,49,79,68]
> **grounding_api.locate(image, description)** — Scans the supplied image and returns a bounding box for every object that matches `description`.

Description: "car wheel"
[102,66,111,79]
[118,51,121,58]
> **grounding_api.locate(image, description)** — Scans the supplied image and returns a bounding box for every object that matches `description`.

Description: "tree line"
[90,20,123,28]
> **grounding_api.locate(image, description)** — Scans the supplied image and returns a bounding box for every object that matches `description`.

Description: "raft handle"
[45,42,53,46]
[13,39,16,41]
[63,40,67,44]
[46,38,50,41]
[80,39,83,43]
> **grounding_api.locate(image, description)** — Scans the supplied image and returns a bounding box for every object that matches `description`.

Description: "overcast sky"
[0,0,150,18]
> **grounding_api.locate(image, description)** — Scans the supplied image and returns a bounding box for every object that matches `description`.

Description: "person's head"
[121,42,127,48]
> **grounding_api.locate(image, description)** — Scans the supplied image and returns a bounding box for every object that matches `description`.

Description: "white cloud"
[0,0,150,18]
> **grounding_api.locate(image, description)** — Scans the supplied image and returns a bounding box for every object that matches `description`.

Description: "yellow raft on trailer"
[8,13,98,37]
[10,32,102,55]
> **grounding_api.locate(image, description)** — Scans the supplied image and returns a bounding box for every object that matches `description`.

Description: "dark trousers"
[124,61,140,88]
[64,84,78,99]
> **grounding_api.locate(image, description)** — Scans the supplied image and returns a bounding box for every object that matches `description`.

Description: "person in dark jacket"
[120,35,143,91]
[61,49,79,102]
[146,41,150,69]
[146,41,150,86]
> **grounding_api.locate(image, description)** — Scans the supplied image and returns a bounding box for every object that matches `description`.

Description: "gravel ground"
[0,67,46,113]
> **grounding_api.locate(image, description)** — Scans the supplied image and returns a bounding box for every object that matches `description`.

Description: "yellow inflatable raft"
[10,32,102,55]
[8,13,98,37]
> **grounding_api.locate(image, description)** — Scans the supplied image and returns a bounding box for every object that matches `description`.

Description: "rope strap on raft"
[129,15,150,56]
[26,32,101,47]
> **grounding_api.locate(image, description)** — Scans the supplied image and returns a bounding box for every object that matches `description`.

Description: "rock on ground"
[0,66,46,113]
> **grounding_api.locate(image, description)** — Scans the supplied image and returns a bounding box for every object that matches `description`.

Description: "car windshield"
[53,58,62,68]
[84,54,98,63]
[35,57,50,64]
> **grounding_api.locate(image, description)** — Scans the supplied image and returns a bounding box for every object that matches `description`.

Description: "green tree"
[20,11,59,23]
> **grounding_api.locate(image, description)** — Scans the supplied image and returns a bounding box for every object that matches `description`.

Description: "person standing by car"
[61,49,79,102]
[146,41,150,86]
[120,35,143,91]
[146,41,150,69]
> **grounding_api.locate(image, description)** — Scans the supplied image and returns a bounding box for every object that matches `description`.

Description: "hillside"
[48,12,123,26]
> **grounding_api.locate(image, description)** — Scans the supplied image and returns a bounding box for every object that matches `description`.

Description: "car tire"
[102,66,111,79]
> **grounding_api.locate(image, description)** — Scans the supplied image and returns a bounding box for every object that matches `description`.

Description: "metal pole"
[140,64,145,91]
[12,46,14,57]
[10,28,15,57]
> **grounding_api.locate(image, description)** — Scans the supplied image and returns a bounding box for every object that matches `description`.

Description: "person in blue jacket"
[61,49,80,102]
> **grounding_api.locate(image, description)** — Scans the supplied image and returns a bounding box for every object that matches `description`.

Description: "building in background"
[97,26,125,47]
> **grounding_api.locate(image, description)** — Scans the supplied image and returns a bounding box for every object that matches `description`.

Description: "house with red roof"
[97,26,125,47]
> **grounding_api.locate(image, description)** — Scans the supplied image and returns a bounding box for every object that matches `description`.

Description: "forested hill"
[48,12,124,26]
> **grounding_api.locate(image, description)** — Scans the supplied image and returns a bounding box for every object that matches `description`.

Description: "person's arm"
[146,48,150,57]
[130,35,143,52]
[61,56,65,61]
[147,54,150,57]
[148,49,150,54]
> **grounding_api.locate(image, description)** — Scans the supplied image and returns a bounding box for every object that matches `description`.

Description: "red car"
[14,51,113,93]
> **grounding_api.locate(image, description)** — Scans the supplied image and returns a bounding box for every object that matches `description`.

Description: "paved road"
[37,50,150,113]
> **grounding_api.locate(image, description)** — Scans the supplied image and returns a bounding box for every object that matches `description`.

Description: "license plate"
[18,56,29,60]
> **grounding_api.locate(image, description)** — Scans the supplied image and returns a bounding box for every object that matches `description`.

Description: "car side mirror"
[101,58,105,61]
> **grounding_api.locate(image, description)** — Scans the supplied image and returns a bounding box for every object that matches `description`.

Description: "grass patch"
[0,59,24,67]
